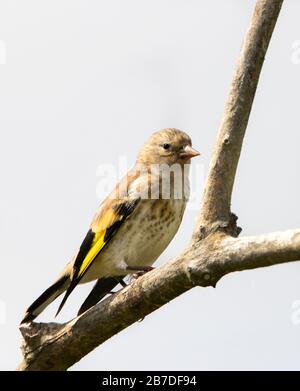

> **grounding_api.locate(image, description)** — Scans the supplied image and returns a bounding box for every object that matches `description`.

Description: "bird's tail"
[20,274,70,324]
[77,277,123,316]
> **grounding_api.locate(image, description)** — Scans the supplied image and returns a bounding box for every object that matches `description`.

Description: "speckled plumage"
[84,195,188,282]
[21,128,199,323]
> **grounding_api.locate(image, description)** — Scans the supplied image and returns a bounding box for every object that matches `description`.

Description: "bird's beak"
[180,145,200,159]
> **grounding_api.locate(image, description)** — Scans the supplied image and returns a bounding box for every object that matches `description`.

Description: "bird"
[21,128,200,324]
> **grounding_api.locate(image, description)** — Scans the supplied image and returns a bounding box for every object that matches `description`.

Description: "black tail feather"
[21,275,69,324]
[77,277,123,316]
[55,278,78,317]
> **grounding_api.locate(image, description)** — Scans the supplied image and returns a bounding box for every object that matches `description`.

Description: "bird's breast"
[85,198,187,280]
[124,198,186,264]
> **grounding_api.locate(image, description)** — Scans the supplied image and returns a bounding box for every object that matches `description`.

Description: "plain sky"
[0,0,300,370]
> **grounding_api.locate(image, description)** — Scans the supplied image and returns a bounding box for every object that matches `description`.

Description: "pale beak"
[180,145,200,159]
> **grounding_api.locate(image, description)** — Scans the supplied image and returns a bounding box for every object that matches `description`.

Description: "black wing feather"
[55,198,139,317]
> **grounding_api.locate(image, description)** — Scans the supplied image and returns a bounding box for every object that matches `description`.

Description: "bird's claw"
[130,266,155,281]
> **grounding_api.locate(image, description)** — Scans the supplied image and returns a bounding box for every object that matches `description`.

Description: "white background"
[0,0,300,370]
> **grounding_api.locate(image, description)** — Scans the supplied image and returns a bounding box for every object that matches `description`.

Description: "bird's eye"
[162,143,170,150]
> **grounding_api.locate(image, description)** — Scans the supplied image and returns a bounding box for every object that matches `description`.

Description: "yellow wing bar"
[78,230,106,277]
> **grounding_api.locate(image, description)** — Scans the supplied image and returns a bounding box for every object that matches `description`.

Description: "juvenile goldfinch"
[21,128,200,323]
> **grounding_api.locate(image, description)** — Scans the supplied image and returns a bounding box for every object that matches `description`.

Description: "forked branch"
[194,0,284,238]
[18,0,297,372]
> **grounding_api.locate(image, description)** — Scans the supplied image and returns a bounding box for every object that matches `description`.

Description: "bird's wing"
[56,194,140,316]
[78,198,140,280]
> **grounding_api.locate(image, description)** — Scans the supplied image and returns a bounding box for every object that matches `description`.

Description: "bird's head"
[137,128,200,167]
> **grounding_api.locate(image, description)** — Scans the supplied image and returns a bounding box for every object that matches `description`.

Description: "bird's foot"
[126,266,155,280]
[132,271,148,279]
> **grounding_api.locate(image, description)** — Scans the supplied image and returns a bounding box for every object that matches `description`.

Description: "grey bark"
[18,0,293,371]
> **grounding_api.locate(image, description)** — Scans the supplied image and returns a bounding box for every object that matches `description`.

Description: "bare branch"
[18,228,300,371]
[220,229,300,274]
[18,0,293,371]
[194,0,284,239]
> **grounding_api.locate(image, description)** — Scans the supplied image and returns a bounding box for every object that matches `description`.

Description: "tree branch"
[18,0,294,371]
[18,228,300,371]
[215,229,300,275]
[194,0,284,239]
